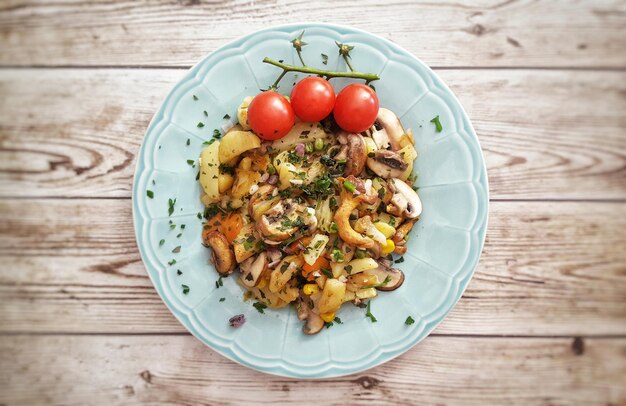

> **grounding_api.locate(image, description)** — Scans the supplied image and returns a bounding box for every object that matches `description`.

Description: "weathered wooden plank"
[1,199,624,335]
[0,69,624,199]
[0,335,624,405]
[0,0,625,68]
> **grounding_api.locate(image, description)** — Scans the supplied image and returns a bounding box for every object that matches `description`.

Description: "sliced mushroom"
[296,294,324,335]
[377,108,405,151]
[387,178,422,219]
[363,259,405,291]
[204,231,236,275]
[371,126,390,150]
[239,252,267,287]
[248,184,278,221]
[366,150,408,179]
[344,134,367,176]
[257,199,318,242]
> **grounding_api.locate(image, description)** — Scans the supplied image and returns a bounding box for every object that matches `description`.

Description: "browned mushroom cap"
[304,313,325,335]
[239,252,267,287]
[204,231,236,275]
[296,294,324,335]
[344,134,367,176]
[366,150,408,179]
[364,259,405,291]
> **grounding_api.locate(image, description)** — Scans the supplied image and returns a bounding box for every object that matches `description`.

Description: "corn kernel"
[374,222,396,238]
[320,312,335,323]
[381,239,395,255]
[303,284,319,295]
[257,278,267,289]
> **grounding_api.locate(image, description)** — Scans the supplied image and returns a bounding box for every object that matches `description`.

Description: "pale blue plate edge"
[131,22,489,379]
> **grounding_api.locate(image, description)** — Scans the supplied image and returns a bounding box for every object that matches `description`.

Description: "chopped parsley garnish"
[172,246,181,254]
[219,297,225,302]
[182,284,190,294]
[301,174,334,199]
[212,129,221,139]
[186,159,195,167]
[219,164,235,175]
[328,221,339,234]
[325,316,342,329]
[223,114,231,120]
[215,276,223,288]
[395,256,405,264]
[177,269,182,275]
[203,139,216,145]
[253,302,267,314]
[405,316,415,325]
[197,122,205,128]
[365,301,377,322]
[331,248,344,262]
[169,224,176,229]
[378,275,392,287]
[192,94,198,101]
[168,259,177,266]
[186,138,190,146]
[159,239,165,246]
[355,249,366,259]
[146,190,154,199]
[329,196,338,211]
[321,268,333,279]
[430,115,443,132]
[180,224,186,229]
[168,198,176,216]
[203,110,208,117]
[344,265,353,273]
[343,180,356,193]
[176,233,182,238]
[287,151,303,164]
[197,212,202,219]
[321,53,328,65]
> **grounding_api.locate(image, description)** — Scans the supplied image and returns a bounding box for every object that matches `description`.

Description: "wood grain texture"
[1,199,624,335]
[1,0,625,68]
[1,69,624,199]
[1,335,624,405]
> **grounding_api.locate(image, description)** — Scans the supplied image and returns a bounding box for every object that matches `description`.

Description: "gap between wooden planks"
[0,199,624,336]
[0,335,624,405]
[0,0,625,68]
[0,69,624,200]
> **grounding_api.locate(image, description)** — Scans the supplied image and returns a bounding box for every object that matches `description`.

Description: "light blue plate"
[132,23,488,378]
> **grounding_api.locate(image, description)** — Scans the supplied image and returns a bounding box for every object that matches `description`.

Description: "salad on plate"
[197,33,423,334]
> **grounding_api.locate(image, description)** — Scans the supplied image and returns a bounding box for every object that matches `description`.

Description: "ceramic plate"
[132,23,488,378]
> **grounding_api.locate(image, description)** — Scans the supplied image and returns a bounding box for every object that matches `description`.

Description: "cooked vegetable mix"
[196,32,422,334]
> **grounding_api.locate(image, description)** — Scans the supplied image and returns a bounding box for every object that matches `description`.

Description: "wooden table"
[1,1,625,404]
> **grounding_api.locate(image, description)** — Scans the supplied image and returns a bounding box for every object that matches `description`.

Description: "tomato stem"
[296,50,306,67]
[263,58,380,85]
[342,54,355,72]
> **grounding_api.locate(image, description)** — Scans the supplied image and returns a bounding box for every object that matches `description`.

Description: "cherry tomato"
[247,91,295,140]
[290,77,335,122]
[333,84,379,133]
